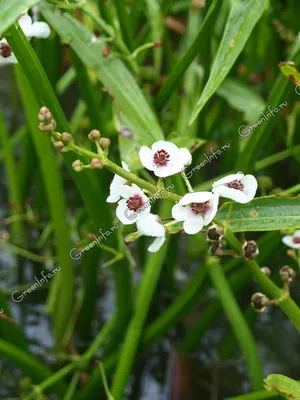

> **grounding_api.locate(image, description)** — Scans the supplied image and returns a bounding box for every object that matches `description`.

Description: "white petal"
[294,230,300,238]
[0,53,18,65]
[151,140,179,154]
[27,21,51,38]
[152,162,182,177]
[178,148,192,167]
[137,214,165,237]
[204,193,219,225]
[241,174,257,202]
[148,236,166,252]
[121,161,130,171]
[119,184,143,199]
[139,146,154,171]
[106,193,121,203]
[282,235,299,249]
[183,215,204,234]
[212,185,248,203]
[179,192,212,206]
[0,39,8,45]
[172,203,189,221]
[212,173,244,188]
[18,15,33,32]
[116,199,136,225]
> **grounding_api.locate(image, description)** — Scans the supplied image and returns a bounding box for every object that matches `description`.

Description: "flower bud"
[88,129,101,141]
[90,158,104,170]
[53,141,64,152]
[38,106,57,133]
[61,132,73,143]
[242,240,259,260]
[39,123,55,133]
[206,224,223,242]
[209,241,224,257]
[251,292,270,313]
[72,160,83,172]
[260,266,271,277]
[99,137,111,148]
[279,265,296,284]
[0,230,10,240]
[102,45,111,57]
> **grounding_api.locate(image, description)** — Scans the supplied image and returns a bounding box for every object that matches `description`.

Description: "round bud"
[242,240,259,260]
[38,113,45,122]
[72,160,83,172]
[260,266,271,277]
[102,45,111,57]
[40,106,49,114]
[53,141,64,152]
[206,224,223,242]
[90,158,104,170]
[279,265,296,284]
[99,137,111,148]
[88,129,101,141]
[45,111,53,121]
[251,292,269,313]
[209,241,224,257]
[61,132,72,143]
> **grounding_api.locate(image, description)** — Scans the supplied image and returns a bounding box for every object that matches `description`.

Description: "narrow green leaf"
[0,0,41,33]
[264,374,300,399]
[217,195,300,232]
[188,0,267,126]
[279,61,300,85]
[217,78,266,123]
[154,0,220,110]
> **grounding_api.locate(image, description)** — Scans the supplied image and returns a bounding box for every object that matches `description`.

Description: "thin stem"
[0,239,56,263]
[98,363,115,400]
[181,170,194,193]
[63,372,80,400]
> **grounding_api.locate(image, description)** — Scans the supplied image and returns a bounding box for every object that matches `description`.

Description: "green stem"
[181,170,194,193]
[222,225,300,332]
[206,257,263,390]
[63,372,80,400]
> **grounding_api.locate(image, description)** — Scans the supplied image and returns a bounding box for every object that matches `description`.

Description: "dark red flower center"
[293,237,300,244]
[126,195,143,212]
[227,179,244,191]
[153,149,170,166]
[190,201,210,215]
[0,44,12,58]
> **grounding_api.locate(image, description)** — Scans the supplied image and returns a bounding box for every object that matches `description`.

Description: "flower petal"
[212,173,244,188]
[0,53,18,65]
[282,235,299,249]
[212,185,248,203]
[152,162,182,177]
[183,215,204,234]
[27,21,51,38]
[151,140,179,154]
[204,193,219,225]
[148,236,166,252]
[116,199,136,225]
[172,203,189,221]
[179,192,212,206]
[241,174,257,202]
[137,213,165,237]
[178,148,192,167]
[106,193,121,203]
[139,146,154,171]
[121,161,130,171]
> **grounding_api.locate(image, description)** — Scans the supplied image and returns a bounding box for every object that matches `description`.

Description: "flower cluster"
[0,13,50,66]
[107,140,258,252]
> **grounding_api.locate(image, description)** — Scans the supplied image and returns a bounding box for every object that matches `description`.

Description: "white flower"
[172,192,219,235]
[282,231,300,249]
[0,14,51,66]
[137,214,166,252]
[212,173,257,204]
[116,184,151,225]
[107,162,130,203]
[139,140,192,178]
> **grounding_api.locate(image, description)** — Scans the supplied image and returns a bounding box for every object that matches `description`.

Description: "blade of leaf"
[188,0,267,126]
[0,0,41,34]
[216,195,300,232]
[154,0,220,110]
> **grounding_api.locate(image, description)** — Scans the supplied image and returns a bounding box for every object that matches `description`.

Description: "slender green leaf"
[154,0,220,110]
[188,0,267,126]
[217,195,300,232]
[0,0,41,33]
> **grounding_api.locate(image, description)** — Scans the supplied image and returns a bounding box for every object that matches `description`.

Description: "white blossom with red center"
[172,192,219,234]
[116,184,150,225]
[137,214,166,252]
[282,231,300,249]
[106,161,130,203]
[0,14,51,66]
[139,140,192,177]
[212,173,257,204]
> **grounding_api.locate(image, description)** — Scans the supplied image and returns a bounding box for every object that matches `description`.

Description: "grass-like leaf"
[0,0,41,33]
[188,0,267,126]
